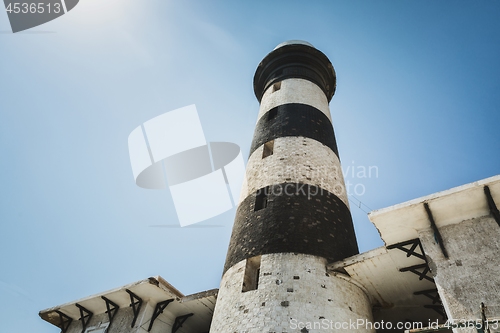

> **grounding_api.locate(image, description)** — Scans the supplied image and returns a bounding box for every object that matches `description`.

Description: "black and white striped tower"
[210,41,374,333]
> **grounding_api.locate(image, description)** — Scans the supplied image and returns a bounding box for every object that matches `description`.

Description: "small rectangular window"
[242,256,261,292]
[254,186,269,211]
[262,140,274,159]
[272,81,281,93]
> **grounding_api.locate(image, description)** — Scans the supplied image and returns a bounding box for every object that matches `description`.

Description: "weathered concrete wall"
[240,136,348,207]
[211,253,374,333]
[250,102,339,158]
[419,215,500,333]
[225,182,358,273]
[257,78,331,122]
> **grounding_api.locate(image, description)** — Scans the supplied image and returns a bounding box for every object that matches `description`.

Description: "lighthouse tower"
[210,41,374,333]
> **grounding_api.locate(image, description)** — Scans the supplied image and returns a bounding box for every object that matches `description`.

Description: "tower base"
[210,253,374,333]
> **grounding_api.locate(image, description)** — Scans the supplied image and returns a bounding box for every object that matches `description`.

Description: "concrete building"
[329,175,500,333]
[40,42,500,333]
[39,276,217,333]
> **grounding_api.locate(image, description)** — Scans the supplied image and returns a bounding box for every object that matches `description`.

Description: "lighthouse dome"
[274,40,314,50]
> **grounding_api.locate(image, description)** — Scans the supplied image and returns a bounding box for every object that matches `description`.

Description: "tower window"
[242,256,261,292]
[272,81,281,93]
[254,187,269,211]
[262,140,274,159]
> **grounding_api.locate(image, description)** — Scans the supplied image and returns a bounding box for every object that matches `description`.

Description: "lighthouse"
[38,39,499,333]
[209,41,375,332]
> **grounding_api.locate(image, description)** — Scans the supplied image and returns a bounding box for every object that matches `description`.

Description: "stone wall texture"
[250,103,339,158]
[211,253,374,333]
[257,78,331,122]
[239,136,348,207]
[225,182,358,273]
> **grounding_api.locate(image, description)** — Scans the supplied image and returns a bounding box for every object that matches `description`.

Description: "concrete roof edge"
[327,246,388,271]
[181,289,219,303]
[39,277,151,315]
[368,175,500,219]
[39,275,184,316]
[153,276,185,298]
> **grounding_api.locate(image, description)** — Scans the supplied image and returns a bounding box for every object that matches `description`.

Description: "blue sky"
[1,1,499,332]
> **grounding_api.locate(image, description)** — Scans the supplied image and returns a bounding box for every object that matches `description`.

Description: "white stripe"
[257,78,332,123]
[240,136,350,208]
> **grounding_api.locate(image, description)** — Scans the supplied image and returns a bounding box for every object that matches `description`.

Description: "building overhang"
[327,175,500,325]
[369,175,500,246]
[39,276,217,331]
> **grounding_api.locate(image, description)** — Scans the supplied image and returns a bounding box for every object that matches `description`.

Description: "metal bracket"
[101,296,119,328]
[75,304,93,333]
[126,289,143,328]
[414,289,441,304]
[424,202,449,259]
[484,186,500,227]
[388,238,444,320]
[400,264,434,282]
[148,299,174,331]
[172,313,193,333]
[55,310,73,333]
[387,239,426,261]
[423,304,446,319]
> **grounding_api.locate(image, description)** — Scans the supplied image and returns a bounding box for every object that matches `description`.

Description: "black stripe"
[223,183,358,273]
[254,43,336,102]
[250,103,339,157]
